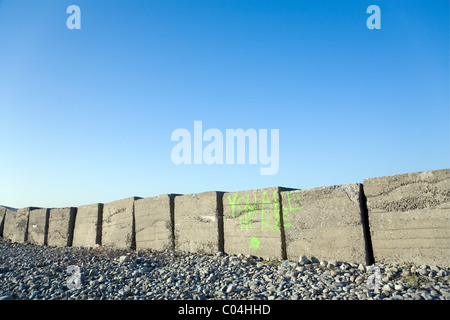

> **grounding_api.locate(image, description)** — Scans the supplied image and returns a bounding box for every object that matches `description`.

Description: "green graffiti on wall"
[226,190,303,250]
[250,237,261,250]
[227,190,303,231]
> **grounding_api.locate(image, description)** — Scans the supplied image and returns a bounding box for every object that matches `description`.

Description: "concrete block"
[281,184,368,265]
[134,194,176,251]
[72,203,103,247]
[174,191,223,254]
[47,207,76,247]
[223,187,288,259]
[102,197,141,249]
[27,208,49,245]
[364,169,450,267]
[3,207,34,243]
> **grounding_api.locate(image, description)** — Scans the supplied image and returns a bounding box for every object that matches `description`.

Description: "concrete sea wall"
[0,169,449,267]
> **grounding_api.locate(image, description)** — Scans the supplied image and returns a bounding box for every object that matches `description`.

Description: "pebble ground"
[0,238,448,300]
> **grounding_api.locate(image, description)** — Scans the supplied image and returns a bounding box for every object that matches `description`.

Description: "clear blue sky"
[1,0,448,208]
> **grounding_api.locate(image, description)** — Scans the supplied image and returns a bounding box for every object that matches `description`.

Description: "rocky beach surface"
[0,238,448,300]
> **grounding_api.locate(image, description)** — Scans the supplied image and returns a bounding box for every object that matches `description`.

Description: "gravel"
[0,238,449,300]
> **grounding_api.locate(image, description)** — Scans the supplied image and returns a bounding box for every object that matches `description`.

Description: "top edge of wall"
[363,168,449,182]
[3,169,448,212]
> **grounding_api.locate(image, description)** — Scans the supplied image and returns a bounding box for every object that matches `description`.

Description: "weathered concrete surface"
[102,197,141,249]
[364,169,450,267]
[281,184,368,265]
[47,207,76,247]
[3,207,34,243]
[72,203,103,247]
[223,187,288,259]
[174,191,223,254]
[134,194,176,251]
[27,208,49,245]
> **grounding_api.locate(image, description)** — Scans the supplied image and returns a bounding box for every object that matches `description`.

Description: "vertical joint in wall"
[169,194,176,251]
[24,208,30,243]
[43,208,50,246]
[131,202,136,251]
[217,192,225,253]
[359,184,375,265]
[67,207,77,247]
[96,203,104,246]
[0,208,5,238]
[278,189,288,260]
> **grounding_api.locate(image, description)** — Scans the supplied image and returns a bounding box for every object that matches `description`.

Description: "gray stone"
[90,280,99,287]
[382,284,393,292]
[430,265,440,273]
[120,286,132,296]
[421,292,433,300]
[310,256,320,263]
[438,270,447,277]
[47,207,76,247]
[340,263,349,270]
[134,194,176,251]
[226,284,236,293]
[327,260,338,268]
[206,274,216,282]
[174,191,223,254]
[119,255,130,263]
[430,290,439,297]
[394,284,404,291]
[401,270,411,277]
[364,169,450,267]
[72,203,103,247]
[299,255,310,265]
[281,184,367,264]
[417,268,428,276]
